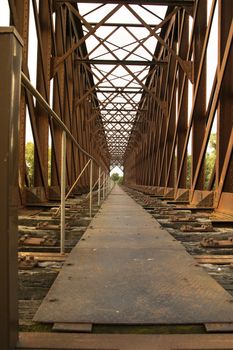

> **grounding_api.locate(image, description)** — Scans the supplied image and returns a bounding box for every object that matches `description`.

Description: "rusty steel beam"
[3,0,232,214]
[57,0,194,5]
[175,0,216,191]
[33,0,51,197]
[88,22,160,27]
[216,0,233,195]
[75,59,167,66]
[15,0,30,203]
[177,9,188,188]
[191,0,207,189]
[97,90,143,94]
[0,27,22,350]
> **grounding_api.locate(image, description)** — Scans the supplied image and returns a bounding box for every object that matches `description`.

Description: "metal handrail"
[21,72,104,166]
[54,159,91,217]
[21,72,111,254]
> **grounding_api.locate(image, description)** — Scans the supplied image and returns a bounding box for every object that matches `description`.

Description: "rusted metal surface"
[15,332,233,350]
[0,0,233,347]
[2,0,232,209]
[16,194,100,331]
[124,186,233,309]
[123,0,233,216]
[0,27,23,350]
[34,186,233,325]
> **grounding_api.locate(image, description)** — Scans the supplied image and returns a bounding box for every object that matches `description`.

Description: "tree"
[118,176,124,184]
[186,134,216,189]
[25,142,52,186]
[25,142,34,185]
[205,133,216,188]
[111,173,120,182]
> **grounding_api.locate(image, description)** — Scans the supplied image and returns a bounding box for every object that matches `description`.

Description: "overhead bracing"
[0,1,233,348]
[124,0,233,215]
[2,0,233,209]
[10,0,110,205]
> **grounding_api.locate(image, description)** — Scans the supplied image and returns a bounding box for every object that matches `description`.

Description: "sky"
[0,0,218,176]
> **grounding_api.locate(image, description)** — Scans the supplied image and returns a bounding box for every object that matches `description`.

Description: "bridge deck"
[34,185,233,325]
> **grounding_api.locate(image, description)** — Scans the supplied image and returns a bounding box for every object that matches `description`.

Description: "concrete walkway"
[35,185,233,325]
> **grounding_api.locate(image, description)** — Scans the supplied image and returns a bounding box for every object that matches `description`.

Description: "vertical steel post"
[103,172,105,200]
[177,11,189,188]
[108,175,110,194]
[192,1,207,189]
[15,0,30,204]
[89,159,93,218]
[217,0,233,193]
[106,175,109,195]
[34,0,51,193]
[0,27,23,350]
[60,131,66,254]
[98,166,101,206]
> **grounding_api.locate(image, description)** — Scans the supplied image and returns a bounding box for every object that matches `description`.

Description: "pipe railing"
[54,158,91,217]
[21,72,113,253]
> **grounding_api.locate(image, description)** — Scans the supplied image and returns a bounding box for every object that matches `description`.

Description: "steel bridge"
[0,0,233,349]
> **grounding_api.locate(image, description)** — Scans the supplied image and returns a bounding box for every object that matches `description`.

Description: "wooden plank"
[195,259,233,265]
[181,224,214,232]
[201,239,233,248]
[205,323,233,333]
[194,255,233,265]
[18,252,67,262]
[195,255,233,259]
[53,323,93,332]
[20,237,45,246]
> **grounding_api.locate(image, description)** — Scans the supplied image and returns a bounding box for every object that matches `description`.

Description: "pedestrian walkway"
[34,185,233,325]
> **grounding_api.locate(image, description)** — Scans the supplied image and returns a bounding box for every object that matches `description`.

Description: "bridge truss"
[0,0,233,348]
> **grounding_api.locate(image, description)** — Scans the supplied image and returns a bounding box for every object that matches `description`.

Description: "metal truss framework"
[2,0,232,211]
[0,1,233,348]
[7,0,198,203]
[123,0,233,215]
[0,0,231,203]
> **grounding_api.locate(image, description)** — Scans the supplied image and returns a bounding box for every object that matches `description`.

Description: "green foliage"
[111,173,120,182]
[25,141,52,186]
[186,134,216,189]
[111,173,124,184]
[208,133,216,152]
[205,133,216,188]
[118,176,124,184]
[25,142,34,186]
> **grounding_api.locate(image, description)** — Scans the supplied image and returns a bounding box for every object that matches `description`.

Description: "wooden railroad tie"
[19,235,57,246]
[180,223,214,232]
[201,237,233,248]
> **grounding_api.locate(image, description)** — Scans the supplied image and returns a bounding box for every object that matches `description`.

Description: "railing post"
[60,131,66,254]
[108,175,111,194]
[106,175,109,195]
[98,166,101,206]
[89,159,93,218]
[0,27,23,350]
[103,172,105,200]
